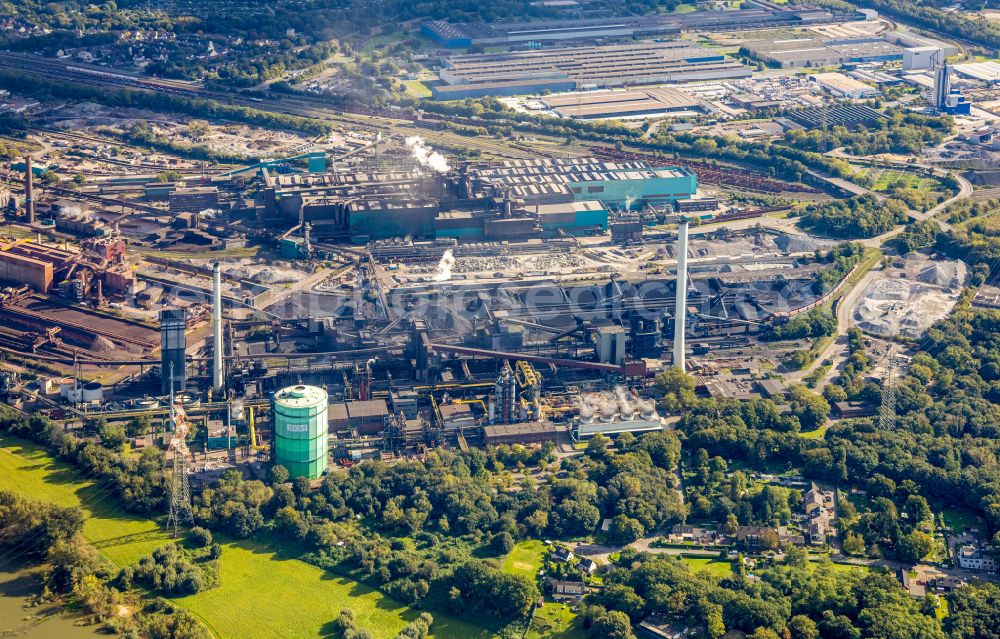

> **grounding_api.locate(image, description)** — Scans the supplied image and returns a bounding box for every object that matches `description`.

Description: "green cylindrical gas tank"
[272,384,329,480]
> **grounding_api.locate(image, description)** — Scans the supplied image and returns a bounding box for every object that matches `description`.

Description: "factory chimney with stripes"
[673,220,689,372]
[212,261,223,391]
[24,155,34,223]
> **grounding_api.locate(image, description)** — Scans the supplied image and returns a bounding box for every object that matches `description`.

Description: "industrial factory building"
[251,157,695,243]
[809,72,878,98]
[433,41,751,98]
[468,158,698,209]
[743,37,902,69]
[541,87,705,120]
[421,5,846,48]
[0,246,56,292]
[482,421,565,445]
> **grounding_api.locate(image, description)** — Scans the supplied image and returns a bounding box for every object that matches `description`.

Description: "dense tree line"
[822,327,877,405]
[937,216,999,285]
[120,543,221,596]
[812,242,867,294]
[783,111,953,156]
[587,549,947,639]
[766,307,837,342]
[686,451,798,530]
[0,483,207,638]
[798,195,908,239]
[0,489,84,556]
[896,220,941,254]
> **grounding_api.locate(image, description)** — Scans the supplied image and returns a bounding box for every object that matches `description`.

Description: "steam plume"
[405,136,451,173]
[432,249,455,282]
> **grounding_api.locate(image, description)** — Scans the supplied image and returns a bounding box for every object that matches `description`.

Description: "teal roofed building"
[469,158,697,210]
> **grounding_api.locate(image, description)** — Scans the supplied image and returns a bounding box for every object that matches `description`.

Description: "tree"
[896,530,934,564]
[156,170,183,182]
[723,513,739,536]
[585,434,610,460]
[787,385,830,431]
[655,368,697,413]
[842,531,866,556]
[126,414,151,437]
[47,539,104,593]
[99,422,127,451]
[589,610,634,639]
[789,615,819,639]
[269,464,289,484]
[608,514,645,545]
[706,601,726,639]
[492,531,514,556]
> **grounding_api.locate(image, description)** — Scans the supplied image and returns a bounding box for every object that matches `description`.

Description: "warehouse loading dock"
[541,87,705,119]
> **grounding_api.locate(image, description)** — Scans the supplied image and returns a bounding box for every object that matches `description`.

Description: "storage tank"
[81,382,103,403]
[133,397,160,410]
[59,378,80,402]
[272,384,329,480]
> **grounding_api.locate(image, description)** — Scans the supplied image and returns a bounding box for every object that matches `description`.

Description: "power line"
[878,346,897,431]
[166,362,193,538]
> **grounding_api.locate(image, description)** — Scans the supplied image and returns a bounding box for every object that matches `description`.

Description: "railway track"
[31,127,226,174]
[0,303,157,350]
[971,187,1000,202]
[43,184,169,215]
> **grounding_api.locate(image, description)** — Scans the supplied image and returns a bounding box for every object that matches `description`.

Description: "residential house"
[669,524,719,545]
[957,545,997,573]
[927,577,964,593]
[737,526,804,550]
[552,546,575,563]
[578,558,597,574]
[803,483,836,546]
[549,579,585,601]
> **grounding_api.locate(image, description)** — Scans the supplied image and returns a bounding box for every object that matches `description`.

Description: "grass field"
[526,601,585,639]
[681,557,734,577]
[940,507,982,534]
[0,434,500,639]
[502,540,547,578]
[403,79,432,98]
[176,539,497,639]
[799,424,830,440]
[818,561,869,575]
[0,433,171,567]
[865,169,934,193]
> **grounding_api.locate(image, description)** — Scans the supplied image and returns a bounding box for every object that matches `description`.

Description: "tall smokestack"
[24,155,34,223]
[673,220,689,372]
[212,262,223,391]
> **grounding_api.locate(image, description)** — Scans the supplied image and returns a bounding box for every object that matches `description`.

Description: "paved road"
[786,268,881,388]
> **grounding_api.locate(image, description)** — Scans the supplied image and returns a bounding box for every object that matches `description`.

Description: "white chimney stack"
[212,262,224,391]
[673,220,689,372]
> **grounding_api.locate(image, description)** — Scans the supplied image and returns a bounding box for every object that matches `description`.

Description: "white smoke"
[198,208,218,219]
[614,385,634,416]
[405,136,451,173]
[431,249,455,282]
[60,203,92,220]
[576,387,657,421]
